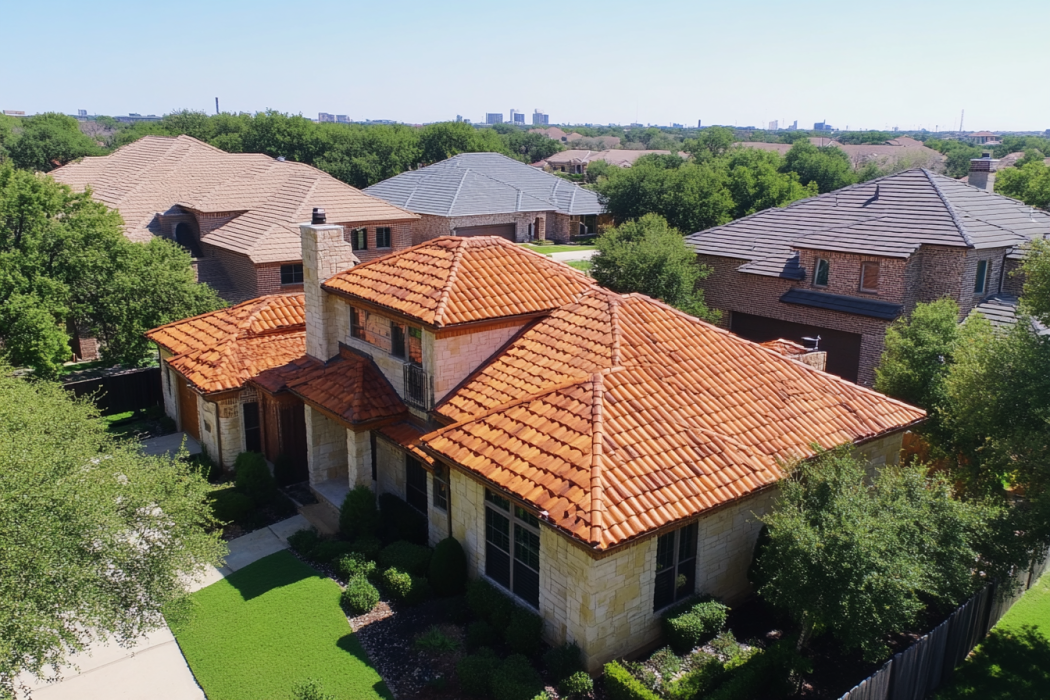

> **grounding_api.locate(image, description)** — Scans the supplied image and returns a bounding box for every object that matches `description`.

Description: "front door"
[177,379,200,440]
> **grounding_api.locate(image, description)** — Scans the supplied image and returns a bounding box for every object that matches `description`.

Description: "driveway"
[140,432,201,459]
[18,515,309,700]
[548,249,596,263]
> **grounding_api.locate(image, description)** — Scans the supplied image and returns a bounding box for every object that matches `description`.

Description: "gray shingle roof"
[969,294,1050,336]
[686,168,1050,278]
[364,152,603,217]
[780,288,903,320]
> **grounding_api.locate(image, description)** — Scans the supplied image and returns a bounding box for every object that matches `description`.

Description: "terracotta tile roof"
[425,289,925,550]
[250,354,320,394]
[146,293,306,393]
[378,421,433,464]
[323,236,593,327]
[285,347,407,425]
[50,135,417,264]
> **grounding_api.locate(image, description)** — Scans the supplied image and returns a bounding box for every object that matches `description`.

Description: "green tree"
[683,126,735,161]
[756,447,1002,662]
[240,110,321,163]
[995,161,1050,210]
[724,147,817,218]
[0,369,225,696]
[1020,238,1050,324]
[418,121,507,164]
[781,140,855,193]
[7,113,102,172]
[590,213,718,321]
[926,139,983,179]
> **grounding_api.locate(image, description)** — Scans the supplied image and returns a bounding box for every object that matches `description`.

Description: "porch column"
[304,405,348,485]
[346,429,374,490]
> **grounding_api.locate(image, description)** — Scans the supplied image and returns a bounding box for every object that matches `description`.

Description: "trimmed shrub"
[273,453,297,487]
[339,485,379,539]
[379,540,432,577]
[405,576,432,606]
[491,654,543,700]
[382,567,413,599]
[351,534,382,561]
[544,642,584,685]
[604,661,662,700]
[209,488,254,524]
[467,578,514,629]
[429,537,468,596]
[287,527,320,558]
[456,647,498,697]
[291,678,335,700]
[340,576,380,616]
[378,493,427,544]
[466,620,498,650]
[706,639,810,700]
[560,671,594,699]
[662,599,729,654]
[234,451,277,505]
[650,646,681,680]
[664,655,725,700]
[443,595,471,624]
[505,606,544,656]
[311,540,355,566]
[337,552,377,581]
[415,625,458,653]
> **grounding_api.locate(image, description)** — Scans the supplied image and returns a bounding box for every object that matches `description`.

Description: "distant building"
[789,120,798,131]
[512,111,525,125]
[3,110,25,116]
[672,123,684,128]
[318,113,335,123]
[486,113,503,125]
[336,115,350,124]
[970,131,1000,145]
[698,119,702,128]
[532,110,549,126]
[768,120,778,131]
[539,149,676,174]
[77,109,87,117]
[456,115,464,122]
[114,114,161,123]
[814,121,834,131]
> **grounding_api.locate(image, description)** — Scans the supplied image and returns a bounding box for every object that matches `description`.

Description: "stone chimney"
[300,208,359,361]
[969,152,1000,191]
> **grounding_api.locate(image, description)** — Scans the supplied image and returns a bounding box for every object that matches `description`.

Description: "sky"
[3,0,1049,132]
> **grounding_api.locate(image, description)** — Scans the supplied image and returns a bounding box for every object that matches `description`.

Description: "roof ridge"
[447,168,470,216]
[609,292,623,368]
[922,168,974,248]
[589,372,605,545]
[433,238,469,326]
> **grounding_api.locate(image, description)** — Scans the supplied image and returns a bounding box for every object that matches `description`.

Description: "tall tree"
[683,126,735,161]
[0,369,225,696]
[7,113,102,172]
[995,161,1050,210]
[781,140,855,193]
[724,147,817,219]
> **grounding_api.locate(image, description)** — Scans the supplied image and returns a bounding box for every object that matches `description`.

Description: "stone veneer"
[412,211,572,245]
[304,406,348,484]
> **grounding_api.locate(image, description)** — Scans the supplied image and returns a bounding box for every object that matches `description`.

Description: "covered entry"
[730,312,862,383]
[454,223,516,241]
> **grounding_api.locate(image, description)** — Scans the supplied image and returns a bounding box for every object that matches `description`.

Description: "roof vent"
[311,208,326,225]
[276,156,286,162]
[874,184,880,200]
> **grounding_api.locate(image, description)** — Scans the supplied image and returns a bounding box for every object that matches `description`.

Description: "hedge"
[662,598,728,653]
[603,660,661,700]
[379,540,432,577]
[429,537,468,596]
[234,451,276,505]
[340,485,379,540]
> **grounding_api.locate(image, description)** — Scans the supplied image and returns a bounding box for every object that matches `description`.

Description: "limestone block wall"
[304,405,348,484]
[375,436,407,503]
[197,396,218,465]
[693,489,777,606]
[431,321,527,400]
[346,429,373,489]
[159,351,177,421]
[449,470,485,580]
[855,429,905,468]
[302,223,357,362]
[427,470,450,545]
[216,393,245,468]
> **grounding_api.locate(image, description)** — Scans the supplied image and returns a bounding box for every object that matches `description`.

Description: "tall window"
[406,456,428,514]
[350,227,368,251]
[391,323,406,359]
[814,258,830,287]
[433,464,449,511]
[243,402,261,453]
[408,327,423,366]
[859,261,880,293]
[376,227,392,248]
[974,259,989,294]
[653,522,698,611]
[484,489,540,608]
[350,307,365,340]
[280,263,303,285]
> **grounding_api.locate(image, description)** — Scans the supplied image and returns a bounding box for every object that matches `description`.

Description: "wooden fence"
[838,550,1050,700]
[63,366,162,416]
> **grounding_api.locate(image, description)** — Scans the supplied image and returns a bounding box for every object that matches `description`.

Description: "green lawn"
[168,550,391,700]
[567,260,593,273]
[519,243,596,255]
[936,572,1050,699]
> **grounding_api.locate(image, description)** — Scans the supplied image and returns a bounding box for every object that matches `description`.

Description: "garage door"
[730,312,862,383]
[454,223,516,241]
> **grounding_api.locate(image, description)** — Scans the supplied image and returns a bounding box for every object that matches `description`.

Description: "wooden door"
[279,401,308,482]
[178,379,200,440]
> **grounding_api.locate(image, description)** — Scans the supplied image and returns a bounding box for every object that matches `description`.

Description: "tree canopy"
[0,369,225,696]
[0,164,224,377]
[5,113,102,172]
[782,140,856,194]
[995,160,1050,210]
[590,213,718,322]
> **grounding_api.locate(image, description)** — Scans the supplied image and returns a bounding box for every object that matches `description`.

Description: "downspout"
[215,398,224,471]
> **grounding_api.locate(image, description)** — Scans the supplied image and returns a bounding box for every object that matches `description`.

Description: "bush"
[603,661,661,700]
[664,655,725,700]
[209,488,254,524]
[650,646,681,680]
[234,451,277,505]
[505,606,544,656]
[662,599,729,654]
[351,534,382,561]
[340,576,380,616]
[709,631,740,661]
[544,642,584,684]
[311,540,356,566]
[560,671,594,698]
[187,452,222,483]
[491,654,544,700]
[291,678,335,700]
[382,567,431,605]
[429,536,468,596]
[339,485,379,539]
[456,647,499,697]
[273,453,297,487]
[467,578,514,629]
[378,493,427,544]
[288,527,320,557]
[443,595,471,624]
[337,552,377,581]
[466,620,498,650]
[379,540,433,577]
[415,625,458,653]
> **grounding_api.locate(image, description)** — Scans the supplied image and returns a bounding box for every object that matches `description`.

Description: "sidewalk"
[548,249,596,263]
[19,515,309,699]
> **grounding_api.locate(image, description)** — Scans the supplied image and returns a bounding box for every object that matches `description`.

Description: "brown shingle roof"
[50,135,417,264]
[323,236,593,327]
[425,289,925,550]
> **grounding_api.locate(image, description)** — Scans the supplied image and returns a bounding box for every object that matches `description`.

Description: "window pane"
[406,457,428,514]
[350,308,365,339]
[675,558,696,603]
[514,559,540,607]
[678,523,698,562]
[653,569,675,611]
[350,228,367,251]
[485,489,510,511]
[656,532,675,573]
[974,260,988,293]
[861,262,880,291]
[486,507,510,554]
[376,227,391,248]
[515,505,539,529]
[815,259,830,286]
[486,539,510,589]
[433,466,448,511]
[391,323,406,358]
[514,524,540,570]
[243,402,261,453]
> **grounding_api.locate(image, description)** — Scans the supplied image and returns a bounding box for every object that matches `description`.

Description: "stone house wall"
[431,321,528,401]
[304,405,348,484]
[1003,258,1025,295]
[159,350,177,421]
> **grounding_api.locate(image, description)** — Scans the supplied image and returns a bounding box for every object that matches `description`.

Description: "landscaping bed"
[200,450,298,541]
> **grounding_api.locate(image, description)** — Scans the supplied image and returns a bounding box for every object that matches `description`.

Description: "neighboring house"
[685,165,1050,386]
[51,135,418,303]
[364,152,605,242]
[529,127,621,149]
[735,137,946,172]
[970,131,1000,145]
[151,221,924,671]
[539,149,674,174]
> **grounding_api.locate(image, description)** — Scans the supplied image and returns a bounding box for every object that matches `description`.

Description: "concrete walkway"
[20,515,309,699]
[140,432,202,459]
[548,248,596,263]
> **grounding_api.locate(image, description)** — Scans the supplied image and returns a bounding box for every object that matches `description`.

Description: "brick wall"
[256,263,304,297]
[412,211,557,244]
[202,243,258,299]
[194,211,242,237]
[1003,258,1025,295]
[338,220,415,264]
[796,249,909,304]
[958,248,1010,313]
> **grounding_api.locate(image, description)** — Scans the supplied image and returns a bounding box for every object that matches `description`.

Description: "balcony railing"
[403,363,432,410]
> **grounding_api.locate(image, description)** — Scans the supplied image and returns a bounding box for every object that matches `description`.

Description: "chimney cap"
[311,207,326,225]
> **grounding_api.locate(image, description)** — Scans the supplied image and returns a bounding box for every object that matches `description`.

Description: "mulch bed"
[218,489,299,541]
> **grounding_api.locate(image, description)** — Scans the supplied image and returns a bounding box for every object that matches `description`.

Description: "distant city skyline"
[3,0,1049,132]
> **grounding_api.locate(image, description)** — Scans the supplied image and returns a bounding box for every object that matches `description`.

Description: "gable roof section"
[51,135,417,264]
[426,289,925,550]
[686,168,1050,278]
[364,152,603,217]
[322,236,593,327]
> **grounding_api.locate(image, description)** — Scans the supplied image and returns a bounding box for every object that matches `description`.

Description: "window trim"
[653,522,698,612]
[243,401,261,453]
[433,463,449,511]
[350,227,368,251]
[974,259,989,294]
[405,455,428,515]
[484,488,541,609]
[280,263,304,286]
[859,261,880,294]
[375,227,392,249]
[350,307,365,340]
[814,258,830,287]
